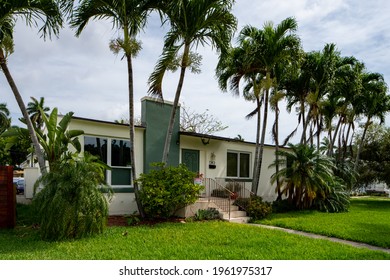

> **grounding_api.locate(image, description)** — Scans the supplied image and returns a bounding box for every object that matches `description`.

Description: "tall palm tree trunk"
[162,43,190,165]
[0,49,47,175]
[126,53,145,218]
[251,97,261,192]
[354,117,371,172]
[252,87,270,194]
[274,100,281,200]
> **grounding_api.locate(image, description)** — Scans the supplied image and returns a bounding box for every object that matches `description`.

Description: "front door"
[182,149,200,173]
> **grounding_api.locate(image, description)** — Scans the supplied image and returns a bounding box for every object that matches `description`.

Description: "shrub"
[314,179,350,213]
[32,154,112,241]
[137,163,204,219]
[272,199,299,213]
[247,196,272,221]
[233,197,250,211]
[194,208,220,221]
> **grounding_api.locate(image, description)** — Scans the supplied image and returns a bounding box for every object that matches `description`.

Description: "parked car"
[13,178,25,195]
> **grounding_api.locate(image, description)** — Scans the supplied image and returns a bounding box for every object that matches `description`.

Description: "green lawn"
[0,220,389,260]
[258,197,390,248]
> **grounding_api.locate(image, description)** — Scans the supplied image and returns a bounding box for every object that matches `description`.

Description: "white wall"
[180,135,279,201]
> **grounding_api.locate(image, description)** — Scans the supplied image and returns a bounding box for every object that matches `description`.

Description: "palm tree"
[237,18,300,194]
[71,0,154,217]
[353,72,389,171]
[0,0,62,175]
[27,97,50,131]
[148,0,237,165]
[270,143,336,209]
[0,103,11,134]
[217,46,264,192]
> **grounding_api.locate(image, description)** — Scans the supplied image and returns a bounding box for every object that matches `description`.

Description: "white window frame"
[84,135,132,187]
[226,150,251,179]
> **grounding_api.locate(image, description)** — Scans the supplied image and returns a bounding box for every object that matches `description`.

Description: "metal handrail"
[215,178,255,211]
[202,178,234,219]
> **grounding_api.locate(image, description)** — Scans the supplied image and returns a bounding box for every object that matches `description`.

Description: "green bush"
[247,196,272,221]
[272,199,299,213]
[194,208,220,221]
[32,154,111,241]
[233,197,250,211]
[137,163,204,219]
[314,179,350,213]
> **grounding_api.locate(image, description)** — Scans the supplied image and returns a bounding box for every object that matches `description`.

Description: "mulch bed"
[107,215,185,227]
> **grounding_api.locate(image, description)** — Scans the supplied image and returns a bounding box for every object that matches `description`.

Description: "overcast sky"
[1,0,389,143]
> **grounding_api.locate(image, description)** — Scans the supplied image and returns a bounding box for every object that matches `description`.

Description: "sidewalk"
[251,224,390,254]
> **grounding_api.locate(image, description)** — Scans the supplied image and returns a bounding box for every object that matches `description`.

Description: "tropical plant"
[0,103,11,134]
[0,0,62,175]
[26,97,50,131]
[353,72,389,171]
[71,0,154,217]
[148,0,237,165]
[1,125,32,167]
[217,17,300,194]
[32,153,112,241]
[35,107,83,170]
[270,143,349,211]
[136,163,204,219]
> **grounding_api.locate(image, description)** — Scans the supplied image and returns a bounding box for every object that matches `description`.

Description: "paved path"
[250,224,390,254]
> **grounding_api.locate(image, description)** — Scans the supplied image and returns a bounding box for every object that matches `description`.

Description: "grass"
[258,197,390,248]
[0,202,389,260]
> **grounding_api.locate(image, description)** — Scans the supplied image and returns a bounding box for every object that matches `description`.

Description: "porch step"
[228,216,251,224]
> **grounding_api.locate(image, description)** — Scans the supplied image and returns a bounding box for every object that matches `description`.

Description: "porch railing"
[201,178,233,219]
[215,178,255,212]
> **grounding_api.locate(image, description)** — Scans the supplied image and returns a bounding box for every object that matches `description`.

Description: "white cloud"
[1,0,389,143]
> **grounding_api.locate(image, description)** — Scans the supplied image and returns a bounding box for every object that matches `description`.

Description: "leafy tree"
[32,153,112,241]
[148,0,237,165]
[0,0,62,175]
[354,124,390,188]
[1,126,32,167]
[71,0,154,217]
[180,105,228,135]
[36,108,83,171]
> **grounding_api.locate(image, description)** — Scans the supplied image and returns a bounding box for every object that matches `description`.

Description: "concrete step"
[220,210,247,219]
[227,216,251,224]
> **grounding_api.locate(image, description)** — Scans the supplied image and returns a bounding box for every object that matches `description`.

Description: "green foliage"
[314,178,350,213]
[194,208,220,221]
[270,143,350,212]
[36,108,84,170]
[271,199,299,213]
[125,212,141,226]
[32,154,112,241]
[354,124,390,188]
[137,163,204,219]
[246,196,272,221]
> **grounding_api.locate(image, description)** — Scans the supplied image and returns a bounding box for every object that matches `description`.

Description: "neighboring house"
[24,97,280,215]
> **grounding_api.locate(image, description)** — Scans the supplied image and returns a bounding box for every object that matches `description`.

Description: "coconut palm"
[237,18,300,194]
[148,0,237,165]
[71,0,155,217]
[0,0,62,175]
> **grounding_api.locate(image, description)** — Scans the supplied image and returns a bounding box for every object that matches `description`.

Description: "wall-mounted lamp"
[201,137,210,145]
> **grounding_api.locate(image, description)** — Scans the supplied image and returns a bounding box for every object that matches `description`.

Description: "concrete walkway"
[250,224,390,254]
